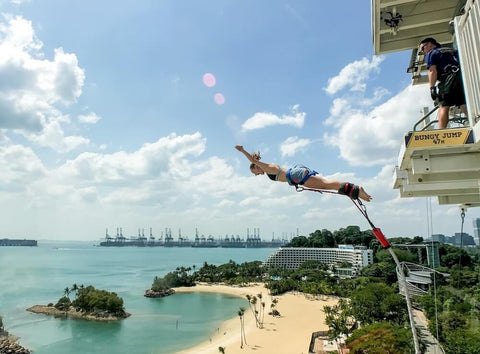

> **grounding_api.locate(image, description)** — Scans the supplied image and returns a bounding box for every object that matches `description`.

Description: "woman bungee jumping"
[235,145,372,202]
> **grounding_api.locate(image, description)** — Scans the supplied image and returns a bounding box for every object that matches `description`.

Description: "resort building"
[263,245,373,278]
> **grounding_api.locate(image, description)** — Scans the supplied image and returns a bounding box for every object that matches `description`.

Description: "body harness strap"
[294,185,390,249]
[286,168,318,186]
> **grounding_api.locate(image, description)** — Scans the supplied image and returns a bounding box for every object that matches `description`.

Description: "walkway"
[413,310,444,354]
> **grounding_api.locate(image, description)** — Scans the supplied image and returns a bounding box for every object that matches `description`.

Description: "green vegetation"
[153,225,480,353]
[286,226,375,249]
[419,262,480,353]
[150,261,265,293]
[350,283,407,325]
[346,322,415,353]
[195,260,264,284]
[55,284,127,318]
[54,296,71,311]
[151,266,196,291]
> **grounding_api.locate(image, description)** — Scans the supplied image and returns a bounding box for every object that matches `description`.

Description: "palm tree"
[245,295,259,327]
[239,307,247,345]
[250,296,260,328]
[257,293,263,327]
[71,283,79,297]
[238,309,244,348]
[261,302,266,328]
[64,286,71,298]
[270,298,280,317]
[324,300,350,354]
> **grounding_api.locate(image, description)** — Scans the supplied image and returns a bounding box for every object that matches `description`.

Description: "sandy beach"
[174,283,338,354]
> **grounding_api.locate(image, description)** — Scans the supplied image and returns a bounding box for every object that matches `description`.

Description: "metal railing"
[412,105,469,131]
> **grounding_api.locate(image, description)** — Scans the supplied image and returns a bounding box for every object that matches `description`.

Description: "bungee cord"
[295,185,391,248]
[295,185,421,353]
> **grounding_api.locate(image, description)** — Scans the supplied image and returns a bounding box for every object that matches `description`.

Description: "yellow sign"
[406,128,472,148]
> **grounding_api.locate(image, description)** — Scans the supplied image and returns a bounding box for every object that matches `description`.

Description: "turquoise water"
[0,241,275,353]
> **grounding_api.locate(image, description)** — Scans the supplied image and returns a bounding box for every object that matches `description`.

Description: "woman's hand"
[235,145,254,163]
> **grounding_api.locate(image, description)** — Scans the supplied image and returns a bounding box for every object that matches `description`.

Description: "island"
[0,315,31,353]
[144,266,195,298]
[27,284,130,321]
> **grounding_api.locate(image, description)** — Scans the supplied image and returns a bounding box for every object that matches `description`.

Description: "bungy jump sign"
[405,128,474,148]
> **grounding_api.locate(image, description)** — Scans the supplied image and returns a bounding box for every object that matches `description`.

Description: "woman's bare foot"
[359,186,372,202]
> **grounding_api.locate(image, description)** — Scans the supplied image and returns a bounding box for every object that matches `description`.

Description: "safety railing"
[412,105,469,131]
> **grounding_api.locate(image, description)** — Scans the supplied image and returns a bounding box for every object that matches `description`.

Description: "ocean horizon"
[0,241,276,353]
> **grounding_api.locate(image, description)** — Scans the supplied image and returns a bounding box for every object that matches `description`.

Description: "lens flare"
[214,93,225,105]
[202,73,216,88]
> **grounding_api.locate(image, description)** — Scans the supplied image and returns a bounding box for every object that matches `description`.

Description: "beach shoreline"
[174,283,338,354]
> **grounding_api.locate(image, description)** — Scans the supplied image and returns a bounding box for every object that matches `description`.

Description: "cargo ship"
[0,239,38,246]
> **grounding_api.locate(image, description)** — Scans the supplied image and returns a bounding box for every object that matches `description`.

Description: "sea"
[0,241,277,354]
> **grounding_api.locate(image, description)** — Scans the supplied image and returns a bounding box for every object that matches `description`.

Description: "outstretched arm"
[235,145,256,163]
[234,145,281,174]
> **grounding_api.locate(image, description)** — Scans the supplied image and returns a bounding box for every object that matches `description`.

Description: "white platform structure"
[371,2,480,352]
[397,262,449,297]
[372,0,480,207]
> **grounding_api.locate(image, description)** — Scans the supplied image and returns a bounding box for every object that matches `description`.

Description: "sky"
[0,0,478,241]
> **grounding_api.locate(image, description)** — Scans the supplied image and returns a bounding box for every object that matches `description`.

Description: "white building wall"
[264,246,373,277]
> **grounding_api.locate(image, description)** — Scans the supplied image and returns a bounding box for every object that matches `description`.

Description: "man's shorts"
[438,71,466,107]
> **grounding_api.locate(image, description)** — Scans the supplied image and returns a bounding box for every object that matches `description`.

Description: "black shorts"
[438,71,466,107]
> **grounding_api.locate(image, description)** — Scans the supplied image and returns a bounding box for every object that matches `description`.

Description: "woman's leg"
[304,175,341,190]
[304,176,372,202]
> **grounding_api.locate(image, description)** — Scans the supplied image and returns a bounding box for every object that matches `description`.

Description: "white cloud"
[48,48,85,104]
[0,15,87,151]
[0,14,42,52]
[0,144,46,187]
[24,119,89,152]
[56,132,205,184]
[10,0,29,4]
[78,112,101,124]
[241,104,305,131]
[0,132,209,216]
[218,199,234,208]
[324,83,431,166]
[325,56,384,95]
[0,129,473,240]
[280,136,312,157]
